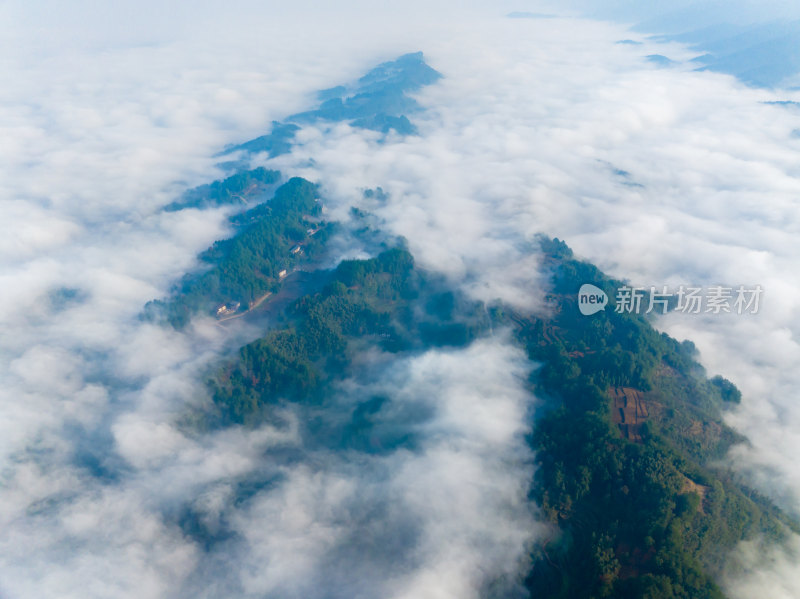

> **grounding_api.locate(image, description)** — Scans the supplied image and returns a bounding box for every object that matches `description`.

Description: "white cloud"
[217,338,539,599]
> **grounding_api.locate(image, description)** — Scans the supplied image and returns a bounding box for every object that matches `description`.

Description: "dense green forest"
[145,177,331,328]
[511,238,796,598]
[208,247,488,426]
[164,166,280,211]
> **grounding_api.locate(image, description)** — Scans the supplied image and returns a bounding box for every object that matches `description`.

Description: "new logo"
[578,284,608,315]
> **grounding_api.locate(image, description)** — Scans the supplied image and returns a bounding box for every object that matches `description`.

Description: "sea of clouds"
[2,1,800,597]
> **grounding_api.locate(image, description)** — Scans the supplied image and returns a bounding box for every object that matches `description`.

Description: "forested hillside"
[145,177,332,328]
[513,238,795,598]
